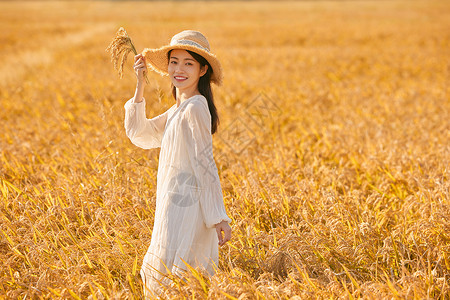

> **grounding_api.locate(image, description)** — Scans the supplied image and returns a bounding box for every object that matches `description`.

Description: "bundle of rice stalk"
[106,27,149,84]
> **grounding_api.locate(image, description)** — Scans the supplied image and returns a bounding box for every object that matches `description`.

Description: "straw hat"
[142,30,223,85]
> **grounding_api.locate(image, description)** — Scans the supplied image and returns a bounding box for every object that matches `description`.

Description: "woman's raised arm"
[123,54,170,149]
[133,54,147,103]
[124,98,170,149]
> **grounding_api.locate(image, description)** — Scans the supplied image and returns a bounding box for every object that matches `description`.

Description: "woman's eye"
[186,63,193,66]
[170,61,177,64]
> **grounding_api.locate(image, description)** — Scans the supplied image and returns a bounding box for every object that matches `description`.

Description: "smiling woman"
[123,30,232,298]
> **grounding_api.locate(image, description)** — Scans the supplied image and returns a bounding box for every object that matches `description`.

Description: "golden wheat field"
[0,0,449,299]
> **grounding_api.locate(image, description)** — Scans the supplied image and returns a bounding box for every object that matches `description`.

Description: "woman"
[123,30,232,297]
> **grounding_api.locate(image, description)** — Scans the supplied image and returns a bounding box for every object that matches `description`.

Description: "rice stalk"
[105,27,149,84]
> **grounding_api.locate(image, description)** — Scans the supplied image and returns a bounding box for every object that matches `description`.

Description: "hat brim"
[142,45,223,86]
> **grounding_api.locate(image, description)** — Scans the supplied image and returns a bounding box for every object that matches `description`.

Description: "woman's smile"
[174,75,188,82]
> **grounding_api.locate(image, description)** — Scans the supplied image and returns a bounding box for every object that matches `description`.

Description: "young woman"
[123,30,232,297]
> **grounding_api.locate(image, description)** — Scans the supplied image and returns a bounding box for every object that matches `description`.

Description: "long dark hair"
[168,49,220,135]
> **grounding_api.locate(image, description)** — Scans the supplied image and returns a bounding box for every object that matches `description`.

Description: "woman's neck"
[176,87,201,107]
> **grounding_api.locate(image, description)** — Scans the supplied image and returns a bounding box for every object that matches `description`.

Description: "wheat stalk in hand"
[106,27,149,84]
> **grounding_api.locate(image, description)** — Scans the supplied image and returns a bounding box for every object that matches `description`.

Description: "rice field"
[0,0,449,298]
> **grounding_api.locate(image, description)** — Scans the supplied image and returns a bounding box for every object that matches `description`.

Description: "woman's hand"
[133,54,147,84]
[215,221,231,246]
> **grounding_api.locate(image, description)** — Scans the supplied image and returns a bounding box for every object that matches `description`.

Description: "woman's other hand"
[215,221,231,246]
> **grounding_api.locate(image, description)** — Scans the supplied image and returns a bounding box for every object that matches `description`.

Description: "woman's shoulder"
[191,94,207,105]
[184,95,210,123]
[187,94,208,112]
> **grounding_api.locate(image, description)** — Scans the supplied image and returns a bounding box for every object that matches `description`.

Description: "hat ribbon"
[171,39,210,53]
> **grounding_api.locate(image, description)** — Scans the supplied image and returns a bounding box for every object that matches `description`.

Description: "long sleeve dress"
[124,94,232,297]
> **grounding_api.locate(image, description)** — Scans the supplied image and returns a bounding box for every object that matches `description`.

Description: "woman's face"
[168,49,207,91]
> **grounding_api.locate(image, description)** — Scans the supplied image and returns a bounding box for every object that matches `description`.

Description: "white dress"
[124,94,232,297]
